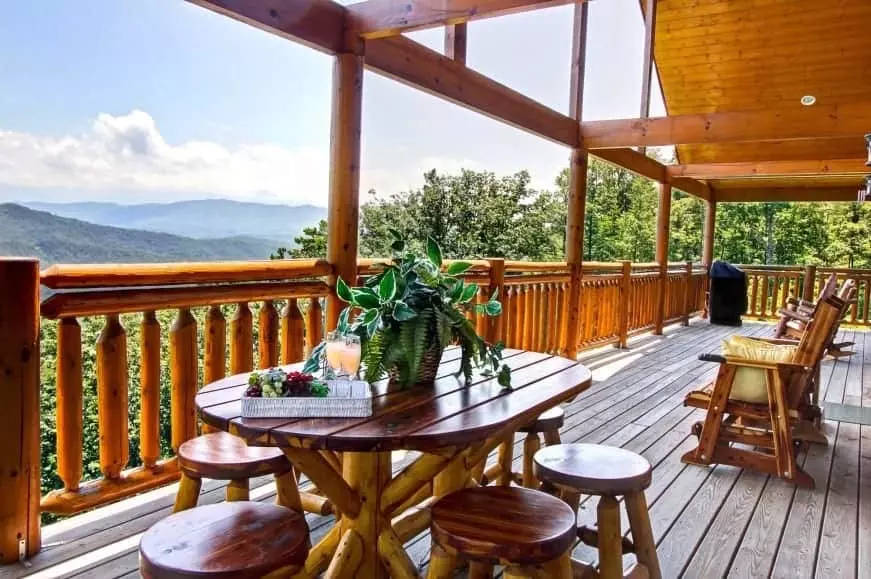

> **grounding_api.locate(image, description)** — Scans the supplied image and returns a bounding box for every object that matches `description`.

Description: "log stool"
[534,443,661,579]
[174,432,300,512]
[482,407,565,488]
[427,486,577,578]
[139,502,309,578]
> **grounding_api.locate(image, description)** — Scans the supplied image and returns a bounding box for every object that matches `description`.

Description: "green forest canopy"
[281,160,871,268]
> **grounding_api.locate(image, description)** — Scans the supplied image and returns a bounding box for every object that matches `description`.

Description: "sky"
[0,0,666,207]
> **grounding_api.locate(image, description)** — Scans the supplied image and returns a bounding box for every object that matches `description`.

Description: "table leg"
[337,451,391,579]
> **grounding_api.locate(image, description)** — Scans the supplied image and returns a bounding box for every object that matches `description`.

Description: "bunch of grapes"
[246,368,288,398]
[285,372,315,396]
[245,373,262,397]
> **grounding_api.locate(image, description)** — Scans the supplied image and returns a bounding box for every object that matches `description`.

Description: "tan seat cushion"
[721,336,797,404]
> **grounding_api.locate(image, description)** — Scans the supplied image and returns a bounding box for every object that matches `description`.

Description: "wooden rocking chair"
[773,272,836,339]
[774,274,857,358]
[681,295,845,488]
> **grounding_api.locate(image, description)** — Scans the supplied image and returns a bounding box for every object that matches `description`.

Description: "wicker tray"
[241,380,373,418]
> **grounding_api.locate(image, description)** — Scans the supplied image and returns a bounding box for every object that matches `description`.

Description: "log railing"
[741,264,871,326]
[38,260,333,515]
[2,256,708,540]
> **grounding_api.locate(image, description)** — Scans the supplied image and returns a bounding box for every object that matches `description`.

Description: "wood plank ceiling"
[652,0,871,196]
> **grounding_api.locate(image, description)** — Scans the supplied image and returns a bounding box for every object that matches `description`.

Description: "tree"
[272,220,328,259]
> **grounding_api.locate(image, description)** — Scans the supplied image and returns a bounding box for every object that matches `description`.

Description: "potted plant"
[304,232,511,389]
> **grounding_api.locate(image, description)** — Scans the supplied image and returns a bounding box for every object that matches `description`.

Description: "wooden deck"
[3,320,869,579]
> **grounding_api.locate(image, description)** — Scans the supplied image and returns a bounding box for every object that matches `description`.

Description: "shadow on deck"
[3,320,869,579]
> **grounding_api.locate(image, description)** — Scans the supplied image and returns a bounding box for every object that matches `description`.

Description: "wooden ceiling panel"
[654,0,871,172]
[678,138,866,164]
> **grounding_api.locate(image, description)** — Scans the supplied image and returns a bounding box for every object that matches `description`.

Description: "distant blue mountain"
[22,199,326,242]
[0,203,289,265]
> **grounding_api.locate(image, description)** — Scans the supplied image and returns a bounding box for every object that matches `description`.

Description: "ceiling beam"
[347,0,577,39]
[365,35,580,147]
[715,187,861,203]
[186,0,346,54]
[582,101,871,148]
[668,158,869,179]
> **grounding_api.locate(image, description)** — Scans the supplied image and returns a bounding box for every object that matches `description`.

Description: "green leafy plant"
[304,231,511,389]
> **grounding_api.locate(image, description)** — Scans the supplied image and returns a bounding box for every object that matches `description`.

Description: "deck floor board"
[2,319,867,579]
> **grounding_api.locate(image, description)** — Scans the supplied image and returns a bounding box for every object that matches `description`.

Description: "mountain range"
[0,203,288,265]
[22,199,326,241]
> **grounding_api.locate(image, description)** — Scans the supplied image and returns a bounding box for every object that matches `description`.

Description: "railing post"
[486,259,506,344]
[802,265,817,301]
[682,261,693,326]
[618,261,632,348]
[654,182,672,334]
[0,258,41,562]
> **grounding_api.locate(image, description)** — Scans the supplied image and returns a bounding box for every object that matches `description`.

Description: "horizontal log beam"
[365,35,580,146]
[582,102,871,148]
[347,0,578,39]
[714,186,861,203]
[668,158,869,179]
[186,0,347,53]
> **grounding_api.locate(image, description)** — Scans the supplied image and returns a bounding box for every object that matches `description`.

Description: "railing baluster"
[57,318,83,491]
[231,302,254,374]
[204,305,226,385]
[140,311,161,467]
[170,308,198,451]
[306,298,324,355]
[514,285,526,348]
[281,298,305,363]
[96,314,128,479]
[259,300,280,368]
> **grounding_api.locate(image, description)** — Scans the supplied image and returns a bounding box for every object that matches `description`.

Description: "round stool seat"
[534,443,652,495]
[431,487,577,565]
[178,432,290,479]
[519,406,565,433]
[139,502,309,579]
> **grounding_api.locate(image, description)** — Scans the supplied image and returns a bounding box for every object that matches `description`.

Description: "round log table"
[196,347,591,578]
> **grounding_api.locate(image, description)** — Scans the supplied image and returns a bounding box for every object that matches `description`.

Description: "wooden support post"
[0,258,41,562]
[486,258,505,344]
[326,47,364,331]
[140,311,161,467]
[702,199,716,269]
[653,182,672,334]
[564,0,588,359]
[638,0,657,155]
[701,198,716,319]
[444,23,467,64]
[618,260,632,348]
[565,150,587,359]
[682,261,693,326]
[802,265,818,301]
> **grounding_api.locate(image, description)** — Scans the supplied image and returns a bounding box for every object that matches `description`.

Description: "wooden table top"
[196,347,592,452]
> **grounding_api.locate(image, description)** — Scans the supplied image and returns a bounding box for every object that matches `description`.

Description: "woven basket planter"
[389,343,444,387]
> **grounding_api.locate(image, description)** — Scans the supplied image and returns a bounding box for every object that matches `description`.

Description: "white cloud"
[0,110,548,206]
[0,110,330,204]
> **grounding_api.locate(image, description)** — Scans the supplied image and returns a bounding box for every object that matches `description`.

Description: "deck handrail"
[3,255,711,553]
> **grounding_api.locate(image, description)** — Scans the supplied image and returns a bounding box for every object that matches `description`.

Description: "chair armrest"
[748,337,800,346]
[723,356,810,371]
[777,309,812,323]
